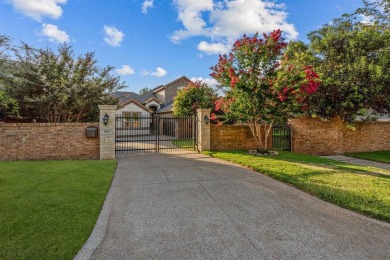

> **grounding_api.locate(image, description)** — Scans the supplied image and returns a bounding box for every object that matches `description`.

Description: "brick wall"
[210,124,272,150]
[289,117,390,155]
[165,77,190,105]
[0,122,99,161]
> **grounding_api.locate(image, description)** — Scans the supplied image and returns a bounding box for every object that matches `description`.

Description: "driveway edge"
[73,182,114,260]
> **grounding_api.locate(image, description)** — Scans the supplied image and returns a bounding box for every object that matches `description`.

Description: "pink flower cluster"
[300,66,320,94]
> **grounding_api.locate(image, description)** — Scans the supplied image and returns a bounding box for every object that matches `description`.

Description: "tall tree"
[211,30,320,150]
[1,43,124,122]
[305,12,390,122]
[0,90,19,118]
[356,0,390,28]
[139,87,151,95]
[0,35,19,118]
[173,81,217,116]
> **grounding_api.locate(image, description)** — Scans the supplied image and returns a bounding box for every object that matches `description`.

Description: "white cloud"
[116,65,135,75]
[171,0,213,42]
[151,67,167,77]
[40,23,69,43]
[142,67,167,77]
[197,41,229,55]
[142,0,154,14]
[190,77,219,88]
[103,26,125,47]
[7,0,67,21]
[210,1,297,40]
[359,14,373,24]
[171,0,298,55]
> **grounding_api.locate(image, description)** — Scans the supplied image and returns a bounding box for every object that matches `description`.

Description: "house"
[111,76,193,137]
[111,76,192,118]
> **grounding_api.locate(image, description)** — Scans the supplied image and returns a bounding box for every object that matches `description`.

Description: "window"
[122,112,141,128]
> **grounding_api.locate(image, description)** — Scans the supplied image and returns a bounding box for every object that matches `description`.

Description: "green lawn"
[345,150,390,164]
[203,150,390,222]
[172,139,196,149]
[0,160,117,260]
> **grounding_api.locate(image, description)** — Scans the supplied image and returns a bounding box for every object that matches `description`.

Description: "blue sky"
[0,0,364,93]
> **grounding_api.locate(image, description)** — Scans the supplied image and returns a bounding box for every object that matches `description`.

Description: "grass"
[203,150,390,222]
[172,139,196,149]
[345,150,390,164]
[0,160,117,260]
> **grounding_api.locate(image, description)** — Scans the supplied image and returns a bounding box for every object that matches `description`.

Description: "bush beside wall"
[0,122,99,161]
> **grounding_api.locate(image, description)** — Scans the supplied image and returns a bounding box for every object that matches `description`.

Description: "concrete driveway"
[76,152,390,260]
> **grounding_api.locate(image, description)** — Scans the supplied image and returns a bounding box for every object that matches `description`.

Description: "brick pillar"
[197,109,211,152]
[98,105,116,160]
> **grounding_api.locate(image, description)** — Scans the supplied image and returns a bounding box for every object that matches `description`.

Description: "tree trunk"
[264,121,274,150]
[249,120,273,151]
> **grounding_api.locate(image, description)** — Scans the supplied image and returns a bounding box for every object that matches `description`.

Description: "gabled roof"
[166,76,192,87]
[137,91,157,104]
[152,76,192,93]
[110,76,192,113]
[117,99,152,113]
[144,97,163,105]
[110,91,140,104]
[152,85,165,93]
[157,101,173,113]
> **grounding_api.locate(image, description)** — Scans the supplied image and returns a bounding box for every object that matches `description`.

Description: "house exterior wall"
[115,103,151,135]
[289,117,390,155]
[154,89,165,104]
[116,103,150,117]
[210,125,272,150]
[165,77,190,104]
[0,122,99,161]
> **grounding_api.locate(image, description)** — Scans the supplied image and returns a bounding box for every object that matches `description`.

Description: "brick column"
[197,108,211,152]
[98,105,116,160]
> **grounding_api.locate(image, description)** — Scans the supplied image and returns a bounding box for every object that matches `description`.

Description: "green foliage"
[298,6,390,123]
[210,30,320,149]
[0,160,116,259]
[0,90,19,118]
[139,87,151,94]
[0,41,124,122]
[173,81,217,116]
[204,150,390,222]
[211,31,289,125]
[355,0,390,28]
[0,37,18,118]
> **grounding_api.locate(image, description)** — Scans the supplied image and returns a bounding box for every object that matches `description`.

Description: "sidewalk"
[321,155,390,171]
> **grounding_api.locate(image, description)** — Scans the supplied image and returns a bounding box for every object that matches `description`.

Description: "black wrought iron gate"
[272,125,291,151]
[115,115,197,154]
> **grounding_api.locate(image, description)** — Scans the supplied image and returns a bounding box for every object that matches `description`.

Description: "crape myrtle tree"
[210,30,321,150]
[1,42,124,122]
[173,80,217,116]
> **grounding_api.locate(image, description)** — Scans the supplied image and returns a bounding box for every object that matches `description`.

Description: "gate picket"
[115,115,197,154]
